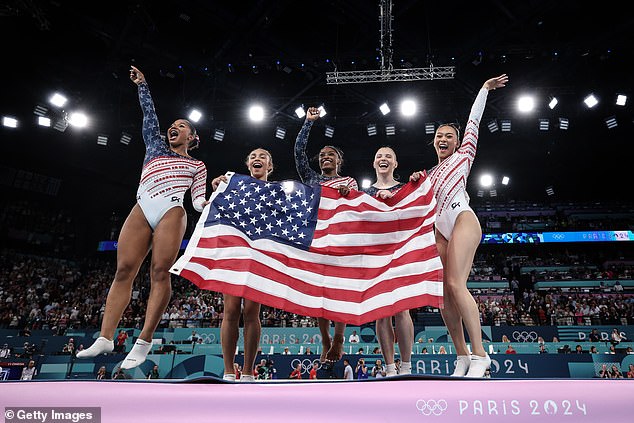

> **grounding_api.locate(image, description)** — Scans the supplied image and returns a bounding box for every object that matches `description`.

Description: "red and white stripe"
[171,175,443,325]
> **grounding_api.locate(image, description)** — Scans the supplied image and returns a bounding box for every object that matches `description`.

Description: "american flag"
[170,172,443,325]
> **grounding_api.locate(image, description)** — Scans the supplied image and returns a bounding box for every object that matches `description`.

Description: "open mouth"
[251,162,263,169]
[378,161,389,169]
[168,129,179,139]
[438,143,449,151]
[321,159,333,165]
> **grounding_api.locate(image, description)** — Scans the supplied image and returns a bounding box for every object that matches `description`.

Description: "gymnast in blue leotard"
[77,66,208,370]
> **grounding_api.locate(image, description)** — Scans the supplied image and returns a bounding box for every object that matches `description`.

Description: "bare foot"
[325,333,344,363]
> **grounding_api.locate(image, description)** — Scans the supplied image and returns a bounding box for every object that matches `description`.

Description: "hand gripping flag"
[171,171,443,325]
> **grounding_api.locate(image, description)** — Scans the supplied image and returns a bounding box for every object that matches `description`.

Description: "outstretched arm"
[294,106,321,183]
[459,74,509,158]
[130,65,166,153]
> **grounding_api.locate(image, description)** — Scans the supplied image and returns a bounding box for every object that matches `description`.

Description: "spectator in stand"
[589,329,600,343]
[438,346,447,354]
[114,329,128,353]
[574,344,584,354]
[309,362,318,380]
[371,359,386,378]
[289,362,302,380]
[609,364,623,379]
[505,345,517,354]
[598,364,610,378]
[348,330,360,344]
[626,364,634,379]
[96,366,108,380]
[20,360,37,380]
[355,358,368,380]
[610,328,626,345]
[539,344,548,354]
[147,364,160,379]
[589,346,598,354]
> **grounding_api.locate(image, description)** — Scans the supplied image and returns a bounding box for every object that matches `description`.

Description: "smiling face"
[167,119,196,148]
[373,147,397,177]
[319,147,341,174]
[434,125,460,161]
[246,148,273,181]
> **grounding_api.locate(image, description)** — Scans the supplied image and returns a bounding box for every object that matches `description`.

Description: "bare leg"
[317,317,331,362]
[138,207,186,342]
[100,205,151,340]
[376,317,395,365]
[436,233,470,356]
[221,295,242,375]
[325,321,346,362]
[444,212,485,357]
[394,310,413,363]
[241,299,261,376]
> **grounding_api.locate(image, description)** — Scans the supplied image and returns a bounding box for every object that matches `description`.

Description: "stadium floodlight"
[324,125,335,138]
[616,95,627,106]
[294,106,306,118]
[487,120,499,133]
[517,96,535,113]
[400,99,416,117]
[318,105,327,117]
[501,176,510,185]
[68,112,88,128]
[248,105,264,122]
[425,122,435,134]
[2,116,18,128]
[188,109,202,123]
[605,116,617,129]
[379,103,390,115]
[548,97,558,110]
[97,134,108,146]
[583,94,598,108]
[120,132,132,145]
[213,129,225,142]
[500,119,511,132]
[275,126,286,140]
[367,124,377,136]
[38,116,51,127]
[361,179,372,189]
[558,117,569,130]
[539,119,550,131]
[49,92,67,108]
[385,123,396,136]
[479,174,493,187]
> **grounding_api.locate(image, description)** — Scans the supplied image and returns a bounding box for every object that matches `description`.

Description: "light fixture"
[500,119,511,132]
[605,116,617,129]
[558,118,569,130]
[367,124,377,136]
[97,134,108,146]
[546,186,555,196]
[324,125,335,138]
[318,105,327,117]
[400,99,416,117]
[68,112,88,128]
[213,129,225,142]
[379,103,390,115]
[479,174,493,187]
[120,132,132,145]
[517,96,535,113]
[425,123,435,134]
[385,123,395,136]
[275,126,286,140]
[294,106,306,118]
[2,116,18,128]
[616,95,627,106]
[489,189,497,197]
[548,97,558,110]
[539,119,550,131]
[501,176,510,185]
[33,105,48,116]
[361,179,372,189]
[477,190,484,198]
[53,114,69,132]
[37,116,51,127]
[583,94,598,108]
[248,105,264,122]
[49,93,67,108]
[487,120,499,133]
[188,109,202,123]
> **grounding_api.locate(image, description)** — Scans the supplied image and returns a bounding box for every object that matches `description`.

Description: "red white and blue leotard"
[135,82,207,229]
[428,88,489,239]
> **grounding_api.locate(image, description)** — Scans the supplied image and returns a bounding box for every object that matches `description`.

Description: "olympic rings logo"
[198,333,216,344]
[512,330,538,342]
[552,233,565,240]
[290,358,320,374]
[415,399,448,416]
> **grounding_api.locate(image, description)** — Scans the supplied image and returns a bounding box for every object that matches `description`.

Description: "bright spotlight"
[583,94,598,108]
[517,96,535,113]
[479,174,493,187]
[361,179,372,189]
[548,97,558,109]
[49,93,68,108]
[501,176,510,185]
[38,116,51,127]
[400,99,416,117]
[294,106,306,118]
[188,109,202,123]
[2,116,18,128]
[68,112,88,128]
[248,105,264,122]
[379,103,390,115]
[616,95,627,106]
[318,105,327,117]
